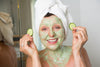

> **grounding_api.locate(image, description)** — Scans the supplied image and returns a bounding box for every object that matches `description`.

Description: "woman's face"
[39,15,65,50]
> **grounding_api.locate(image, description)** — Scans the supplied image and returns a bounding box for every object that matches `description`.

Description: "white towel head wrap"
[0,12,14,45]
[33,0,73,50]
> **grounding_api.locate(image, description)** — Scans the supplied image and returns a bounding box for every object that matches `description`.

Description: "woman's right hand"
[20,34,38,58]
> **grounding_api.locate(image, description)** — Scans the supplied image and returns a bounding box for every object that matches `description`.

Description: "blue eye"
[55,26,61,29]
[42,28,47,31]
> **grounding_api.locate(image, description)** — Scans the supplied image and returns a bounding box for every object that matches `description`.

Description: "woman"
[20,12,91,67]
[20,0,91,67]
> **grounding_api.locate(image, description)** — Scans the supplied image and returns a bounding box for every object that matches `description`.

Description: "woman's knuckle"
[83,27,86,30]
[83,39,86,41]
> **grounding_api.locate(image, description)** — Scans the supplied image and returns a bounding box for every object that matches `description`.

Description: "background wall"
[62,0,100,67]
[0,0,33,67]
[61,0,80,46]
[19,0,32,35]
[80,0,100,67]
[0,0,12,14]
[0,0,19,35]
[0,0,32,36]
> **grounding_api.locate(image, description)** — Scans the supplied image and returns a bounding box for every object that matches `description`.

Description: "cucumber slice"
[27,29,33,36]
[69,23,76,30]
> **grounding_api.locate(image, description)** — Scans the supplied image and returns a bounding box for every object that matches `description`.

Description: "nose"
[49,29,55,37]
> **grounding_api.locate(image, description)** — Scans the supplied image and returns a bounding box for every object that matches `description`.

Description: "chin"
[45,44,60,51]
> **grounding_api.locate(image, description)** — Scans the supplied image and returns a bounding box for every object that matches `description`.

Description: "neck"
[46,46,64,57]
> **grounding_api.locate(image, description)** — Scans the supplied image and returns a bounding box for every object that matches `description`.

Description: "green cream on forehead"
[40,15,63,26]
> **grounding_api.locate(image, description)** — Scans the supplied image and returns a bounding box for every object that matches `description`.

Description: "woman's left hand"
[72,26,88,52]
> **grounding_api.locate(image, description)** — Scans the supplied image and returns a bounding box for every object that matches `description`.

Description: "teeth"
[48,39,57,42]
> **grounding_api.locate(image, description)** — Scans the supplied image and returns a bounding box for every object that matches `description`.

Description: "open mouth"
[47,38,58,44]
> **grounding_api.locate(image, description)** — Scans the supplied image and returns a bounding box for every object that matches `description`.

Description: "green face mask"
[39,15,65,50]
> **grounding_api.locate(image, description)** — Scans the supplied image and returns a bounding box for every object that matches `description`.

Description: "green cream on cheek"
[39,16,65,49]
[55,29,64,45]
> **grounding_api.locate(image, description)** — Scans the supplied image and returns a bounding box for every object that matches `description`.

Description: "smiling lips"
[47,38,58,44]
